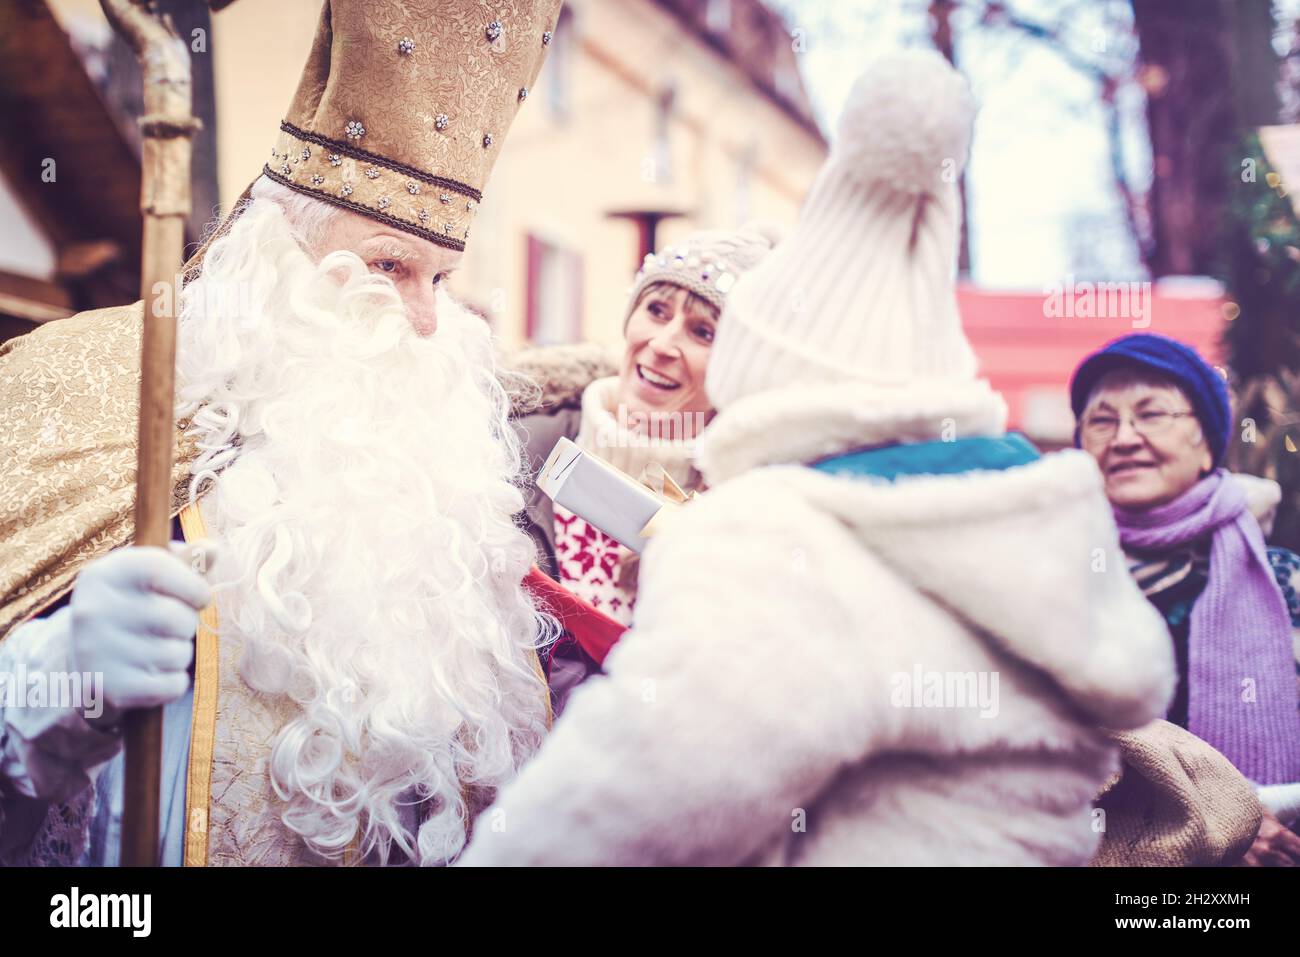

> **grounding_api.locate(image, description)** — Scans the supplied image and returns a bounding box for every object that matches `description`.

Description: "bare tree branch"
[962,0,1153,272]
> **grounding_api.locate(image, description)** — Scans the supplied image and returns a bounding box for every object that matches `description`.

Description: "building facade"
[11,0,826,349]
[0,0,1232,445]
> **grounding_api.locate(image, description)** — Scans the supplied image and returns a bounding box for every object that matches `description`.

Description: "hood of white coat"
[697,382,1177,729]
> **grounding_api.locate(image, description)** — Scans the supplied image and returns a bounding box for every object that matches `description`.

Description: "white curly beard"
[173,196,552,865]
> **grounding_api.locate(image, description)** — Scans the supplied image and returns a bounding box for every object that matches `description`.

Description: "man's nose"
[405,287,438,337]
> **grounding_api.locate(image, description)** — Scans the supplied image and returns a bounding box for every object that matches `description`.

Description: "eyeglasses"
[1080,408,1197,443]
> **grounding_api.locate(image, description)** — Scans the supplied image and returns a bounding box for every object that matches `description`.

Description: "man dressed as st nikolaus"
[0,0,566,866]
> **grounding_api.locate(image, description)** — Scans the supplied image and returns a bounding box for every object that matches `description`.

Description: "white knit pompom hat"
[705,49,983,413]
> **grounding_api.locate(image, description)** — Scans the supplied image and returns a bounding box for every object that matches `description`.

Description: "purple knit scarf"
[1113,469,1300,785]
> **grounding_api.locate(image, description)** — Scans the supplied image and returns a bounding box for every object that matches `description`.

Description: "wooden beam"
[0,0,143,268]
[0,268,75,322]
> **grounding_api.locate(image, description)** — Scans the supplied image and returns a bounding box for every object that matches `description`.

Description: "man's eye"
[432,272,446,287]
[374,260,400,274]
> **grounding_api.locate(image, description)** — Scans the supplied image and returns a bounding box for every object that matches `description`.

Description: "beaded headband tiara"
[624,225,780,325]
[629,245,741,315]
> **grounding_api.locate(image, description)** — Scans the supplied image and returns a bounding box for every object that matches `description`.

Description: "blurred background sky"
[776,0,1300,287]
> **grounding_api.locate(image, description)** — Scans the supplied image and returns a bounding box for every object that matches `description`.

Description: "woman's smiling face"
[1080,368,1213,509]
[615,283,719,436]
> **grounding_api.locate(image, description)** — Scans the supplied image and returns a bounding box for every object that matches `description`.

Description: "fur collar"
[573,376,698,490]
[697,378,1008,486]
[504,342,617,417]
[730,449,1175,728]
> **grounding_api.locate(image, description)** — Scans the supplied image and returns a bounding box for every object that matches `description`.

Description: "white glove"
[67,543,213,727]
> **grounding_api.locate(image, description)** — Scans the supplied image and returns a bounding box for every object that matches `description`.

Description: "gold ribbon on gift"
[635,462,696,540]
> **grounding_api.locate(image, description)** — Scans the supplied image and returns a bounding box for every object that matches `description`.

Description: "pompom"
[834,48,976,196]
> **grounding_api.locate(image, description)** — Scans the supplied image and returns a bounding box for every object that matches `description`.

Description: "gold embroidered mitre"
[263,0,563,251]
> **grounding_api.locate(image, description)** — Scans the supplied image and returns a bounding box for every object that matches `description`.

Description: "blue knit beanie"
[1069,333,1231,465]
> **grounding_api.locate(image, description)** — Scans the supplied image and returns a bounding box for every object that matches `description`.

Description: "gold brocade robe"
[0,303,341,864]
[0,303,197,639]
[0,304,556,865]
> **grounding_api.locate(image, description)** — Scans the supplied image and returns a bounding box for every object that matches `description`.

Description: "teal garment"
[810,433,1041,482]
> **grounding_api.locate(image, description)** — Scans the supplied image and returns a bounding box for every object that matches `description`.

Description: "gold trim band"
[267,126,477,251]
[179,502,220,868]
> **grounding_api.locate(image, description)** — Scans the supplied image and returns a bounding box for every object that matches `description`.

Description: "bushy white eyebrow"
[360,238,418,262]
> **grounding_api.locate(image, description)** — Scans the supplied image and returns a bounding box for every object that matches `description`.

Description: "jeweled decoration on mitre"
[263,0,563,252]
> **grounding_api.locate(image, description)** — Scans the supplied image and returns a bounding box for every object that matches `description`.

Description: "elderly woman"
[515,225,775,711]
[1071,332,1300,865]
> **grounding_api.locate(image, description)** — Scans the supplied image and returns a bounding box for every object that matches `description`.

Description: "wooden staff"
[100,0,199,867]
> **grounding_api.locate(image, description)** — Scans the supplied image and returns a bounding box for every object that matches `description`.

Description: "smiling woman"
[615,281,717,436]
[1070,332,1300,864]
[1078,366,1210,510]
[514,223,776,713]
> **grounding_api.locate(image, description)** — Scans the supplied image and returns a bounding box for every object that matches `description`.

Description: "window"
[651,82,677,185]
[735,139,758,224]
[525,234,584,345]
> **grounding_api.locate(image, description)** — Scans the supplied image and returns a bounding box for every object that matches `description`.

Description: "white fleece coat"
[460,381,1177,866]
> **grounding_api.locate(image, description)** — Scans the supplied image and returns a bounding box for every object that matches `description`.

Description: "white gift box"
[536,437,669,553]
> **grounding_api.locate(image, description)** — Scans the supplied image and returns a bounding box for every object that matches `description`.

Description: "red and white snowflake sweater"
[551,377,697,626]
